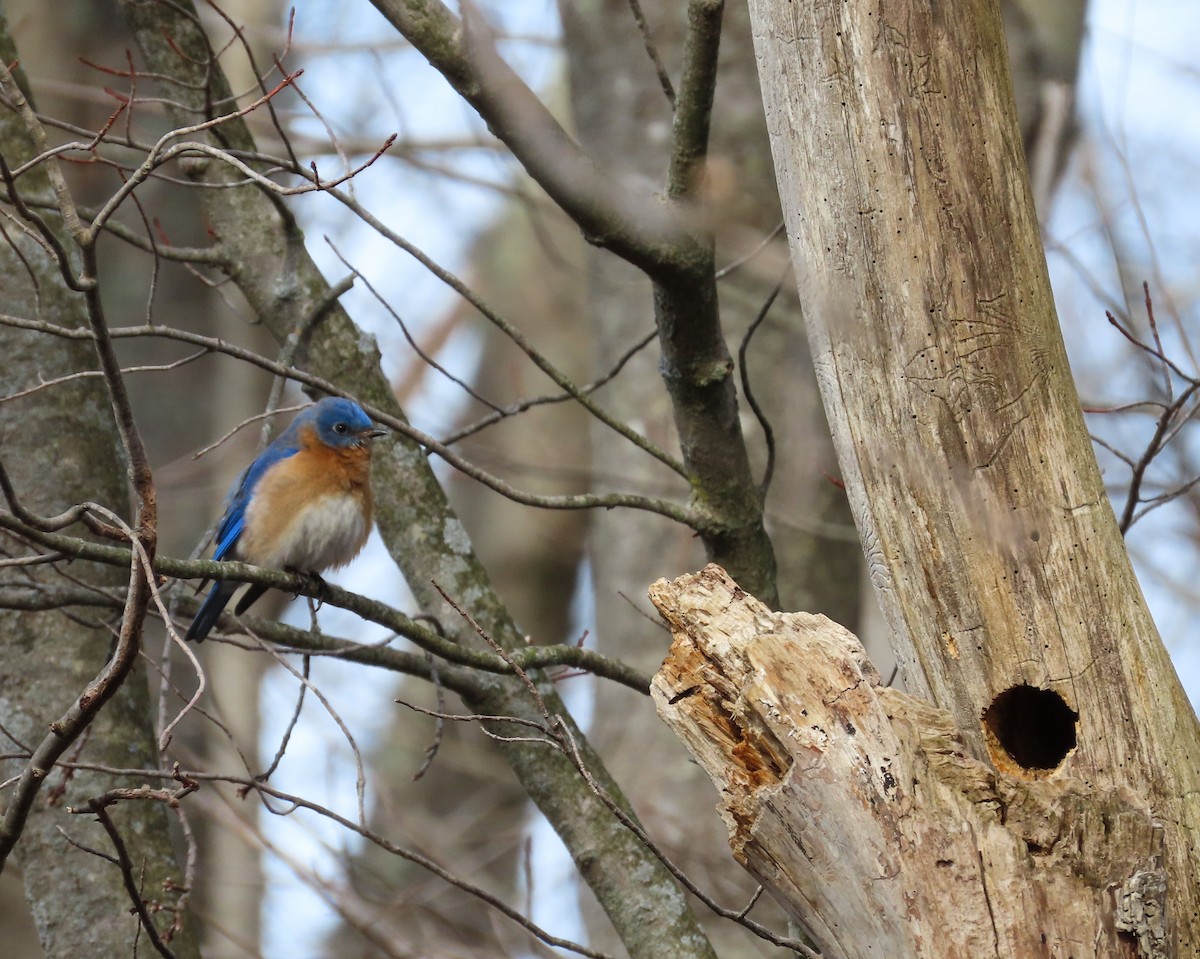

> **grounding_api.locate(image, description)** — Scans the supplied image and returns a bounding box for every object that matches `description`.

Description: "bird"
[186,396,388,642]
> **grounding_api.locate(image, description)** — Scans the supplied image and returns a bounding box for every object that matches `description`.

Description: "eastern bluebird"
[186,397,387,642]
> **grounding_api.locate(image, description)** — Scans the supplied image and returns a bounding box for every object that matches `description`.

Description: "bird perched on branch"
[186,396,388,642]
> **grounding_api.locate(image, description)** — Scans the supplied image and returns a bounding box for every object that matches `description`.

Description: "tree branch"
[0,526,150,872]
[0,514,654,695]
[113,5,721,953]
[666,0,724,201]
[369,0,691,273]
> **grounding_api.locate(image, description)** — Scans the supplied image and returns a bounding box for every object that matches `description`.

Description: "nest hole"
[982,684,1077,774]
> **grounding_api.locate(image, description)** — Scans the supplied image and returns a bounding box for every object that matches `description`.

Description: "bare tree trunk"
[719,0,1200,951]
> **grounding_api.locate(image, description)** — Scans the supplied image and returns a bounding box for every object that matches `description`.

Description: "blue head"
[298,397,387,448]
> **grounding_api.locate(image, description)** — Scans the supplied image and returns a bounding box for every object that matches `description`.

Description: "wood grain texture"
[744,0,1200,949]
[653,566,1165,959]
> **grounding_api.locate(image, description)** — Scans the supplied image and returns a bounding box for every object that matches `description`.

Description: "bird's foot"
[287,567,328,611]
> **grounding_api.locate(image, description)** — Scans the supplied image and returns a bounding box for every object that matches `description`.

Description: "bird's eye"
[334,422,349,434]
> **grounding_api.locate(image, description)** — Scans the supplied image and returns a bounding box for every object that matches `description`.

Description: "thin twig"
[739,278,783,496]
[715,222,785,279]
[442,327,658,447]
[190,403,307,462]
[412,652,445,781]
[326,242,503,412]
[249,633,369,826]
[256,655,309,784]
[263,274,357,433]
[625,0,676,106]
[1105,310,1192,383]
[68,774,199,959]
[79,502,206,752]
[313,186,688,478]
[0,504,151,873]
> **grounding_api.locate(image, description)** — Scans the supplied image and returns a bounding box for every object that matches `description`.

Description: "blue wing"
[211,434,303,560]
[187,423,307,641]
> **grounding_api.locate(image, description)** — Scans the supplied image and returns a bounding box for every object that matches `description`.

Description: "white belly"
[245,492,368,572]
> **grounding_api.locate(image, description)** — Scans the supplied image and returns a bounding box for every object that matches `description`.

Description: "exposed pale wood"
[743,0,1200,950]
[652,566,1166,959]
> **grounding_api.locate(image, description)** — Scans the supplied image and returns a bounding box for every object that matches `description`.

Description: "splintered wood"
[650,566,1166,959]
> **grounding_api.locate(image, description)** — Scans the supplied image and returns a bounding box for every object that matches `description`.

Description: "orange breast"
[238,425,375,569]
[296,427,374,494]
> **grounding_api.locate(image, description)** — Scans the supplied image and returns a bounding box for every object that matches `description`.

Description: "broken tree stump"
[650,566,1166,959]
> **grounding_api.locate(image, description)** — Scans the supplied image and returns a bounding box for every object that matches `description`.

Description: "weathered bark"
[652,566,1165,959]
[743,0,1200,952]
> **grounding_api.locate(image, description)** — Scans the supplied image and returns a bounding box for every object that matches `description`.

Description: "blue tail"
[186,580,238,642]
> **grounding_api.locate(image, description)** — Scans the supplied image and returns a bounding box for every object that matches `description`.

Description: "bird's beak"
[363,427,388,440]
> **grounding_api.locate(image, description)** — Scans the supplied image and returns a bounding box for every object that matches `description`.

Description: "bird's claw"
[287,567,328,611]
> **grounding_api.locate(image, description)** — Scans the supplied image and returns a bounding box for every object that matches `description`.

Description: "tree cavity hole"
[982,684,1077,774]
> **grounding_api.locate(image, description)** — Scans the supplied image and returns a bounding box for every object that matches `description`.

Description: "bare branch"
[625,0,677,106]
[68,772,200,958]
[224,778,620,959]
[738,278,784,496]
[0,517,149,872]
[442,327,658,447]
[254,654,309,783]
[369,0,693,272]
[314,191,689,477]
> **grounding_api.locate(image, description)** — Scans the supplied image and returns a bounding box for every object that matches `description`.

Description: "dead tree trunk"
[645,0,1200,954]
[652,566,1165,959]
